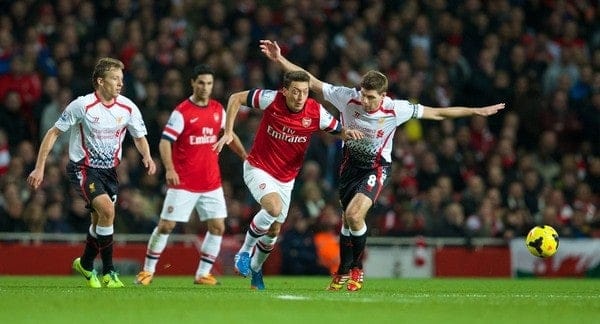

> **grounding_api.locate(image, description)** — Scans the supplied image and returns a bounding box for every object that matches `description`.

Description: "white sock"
[196,232,222,277]
[239,209,275,254]
[341,226,350,236]
[95,225,114,236]
[350,224,367,236]
[88,225,97,238]
[144,227,169,273]
[251,235,277,272]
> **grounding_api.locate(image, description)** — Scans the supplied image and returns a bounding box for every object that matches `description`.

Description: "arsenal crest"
[302,117,311,128]
[214,112,220,122]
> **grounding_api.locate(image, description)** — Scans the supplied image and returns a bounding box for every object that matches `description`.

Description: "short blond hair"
[92,58,124,89]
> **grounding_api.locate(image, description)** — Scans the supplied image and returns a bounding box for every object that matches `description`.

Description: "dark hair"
[360,70,388,93]
[192,64,215,80]
[282,70,310,88]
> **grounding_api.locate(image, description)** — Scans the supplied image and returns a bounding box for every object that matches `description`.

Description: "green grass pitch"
[1,276,599,324]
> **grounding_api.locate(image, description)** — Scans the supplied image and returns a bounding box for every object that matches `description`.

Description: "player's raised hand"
[213,133,233,153]
[475,103,506,116]
[260,40,281,62]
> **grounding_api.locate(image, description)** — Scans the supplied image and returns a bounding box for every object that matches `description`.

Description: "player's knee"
[260,194,283,217]
[158,220,176,234]
[344,211,363,227]
[262,202,282,218]
[207,219,225,235]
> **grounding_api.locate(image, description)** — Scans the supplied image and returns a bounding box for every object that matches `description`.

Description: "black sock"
[81,232,98,271]
[350,232,367,269]
[337,234,353,274]
[97,234,114,275]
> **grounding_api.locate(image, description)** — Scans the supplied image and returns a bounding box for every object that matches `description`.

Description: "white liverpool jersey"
[55,92,147,168]
[322,83,424,168]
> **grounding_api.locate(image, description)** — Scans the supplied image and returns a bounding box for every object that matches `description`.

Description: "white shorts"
[159,187,227,222]
[243,160,294,223]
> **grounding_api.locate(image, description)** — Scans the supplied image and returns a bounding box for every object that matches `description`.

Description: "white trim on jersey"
[247,89,277,110]
[162,110,184,142]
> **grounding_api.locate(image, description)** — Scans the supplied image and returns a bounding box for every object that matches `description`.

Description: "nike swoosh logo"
[190,117,199,123]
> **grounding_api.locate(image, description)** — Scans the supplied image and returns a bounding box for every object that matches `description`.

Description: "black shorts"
[66,161,118,210]
[338,163,391,210]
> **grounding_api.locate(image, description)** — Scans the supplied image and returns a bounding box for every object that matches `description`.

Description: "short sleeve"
[162,110,184,141]
[392,100,423,126]
[54,97,84,132]
[246,89,277,110]
[322,83,357,113]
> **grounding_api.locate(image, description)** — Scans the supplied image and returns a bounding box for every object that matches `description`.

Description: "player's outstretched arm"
[227,132,248,160]
[159,138,179,186]
[421,103,506,120]
[213,90,248,153]
[260,40,324,96]
[133,136,156,175]
[27,127,62,190]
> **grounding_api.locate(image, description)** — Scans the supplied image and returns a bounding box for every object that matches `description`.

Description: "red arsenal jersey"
[245,89,340,182]
[162,98,225,192]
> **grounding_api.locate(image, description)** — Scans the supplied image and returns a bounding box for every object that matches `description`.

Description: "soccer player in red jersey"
[260,39,505,291]
[214,70,363,290]
[134,65,247,286]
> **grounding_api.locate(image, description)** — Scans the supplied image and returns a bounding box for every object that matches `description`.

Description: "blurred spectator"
[437,202,466,237]
[0,182,27,232]
[313,203,343,275]
[503,207,533,240]
[415,151,441,192]
[280,205,328,275]
[534,131,562,186]
[418,186,446,236]
[38,86,71,158]
[0,129,9,176]
[436,137,465,190]
[539,89,583,153]
[44,200,72,233]
[461,175,487,216]
[0,90,31,151]
[0,55,42,123]
[116,187,157,234]
[580,89,600,152]
[299,181,326,220]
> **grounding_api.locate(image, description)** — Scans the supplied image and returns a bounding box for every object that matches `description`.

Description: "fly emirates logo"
[267,125,307,143]
[189,127,217,145]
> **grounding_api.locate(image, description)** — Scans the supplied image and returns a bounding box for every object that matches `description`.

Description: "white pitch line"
[274,293,600,303]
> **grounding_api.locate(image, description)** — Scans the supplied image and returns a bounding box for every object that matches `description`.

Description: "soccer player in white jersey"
[214,70,363,290]
[134,65,247,286]
[260,39,506,291]
[27,58,156,288]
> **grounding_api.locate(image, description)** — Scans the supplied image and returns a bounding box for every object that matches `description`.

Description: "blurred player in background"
[28,57,156,288]
[135,64,247,286]
[261,39,505,291]
[214,70,363,290]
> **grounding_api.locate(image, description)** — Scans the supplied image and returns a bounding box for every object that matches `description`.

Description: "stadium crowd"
[0,0,599,254]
